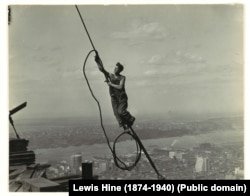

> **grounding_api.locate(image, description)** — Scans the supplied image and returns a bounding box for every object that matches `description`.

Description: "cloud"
[143,50,206,66]
[175,50,205,64]
[148,54,162,65]
[135,49,241,89]
[144,69,158,76]
[140,51,206,79]
[111,20,167,43]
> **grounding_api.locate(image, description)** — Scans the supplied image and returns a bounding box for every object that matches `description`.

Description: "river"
[34,129,244,163]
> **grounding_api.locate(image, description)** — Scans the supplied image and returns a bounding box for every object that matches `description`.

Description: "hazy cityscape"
[46,141,244,180]
[9,114,244,181]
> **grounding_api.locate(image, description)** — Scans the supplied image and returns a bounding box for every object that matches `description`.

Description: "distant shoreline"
[34,129,243,163]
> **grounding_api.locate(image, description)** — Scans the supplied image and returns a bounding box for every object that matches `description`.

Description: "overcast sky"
[8,4,244,121]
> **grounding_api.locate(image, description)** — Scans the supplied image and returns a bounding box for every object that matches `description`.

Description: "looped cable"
[76,5,165,178]
[82,50,141,171]
[113,131,141,170]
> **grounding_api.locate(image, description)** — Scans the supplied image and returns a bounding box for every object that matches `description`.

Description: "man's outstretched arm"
[95,53,110,80]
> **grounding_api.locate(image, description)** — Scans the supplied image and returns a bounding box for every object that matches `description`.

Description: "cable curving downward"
[76,5,164,178]
[82,49,141,171]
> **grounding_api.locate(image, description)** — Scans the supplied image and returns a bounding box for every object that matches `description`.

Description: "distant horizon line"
[13,111,243,121]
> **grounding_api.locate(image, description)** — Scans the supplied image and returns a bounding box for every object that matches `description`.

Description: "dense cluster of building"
[45,142,244,180]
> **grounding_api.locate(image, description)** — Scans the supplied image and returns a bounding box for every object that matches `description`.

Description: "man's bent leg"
[117,97,135,127]
[111,97,123,127]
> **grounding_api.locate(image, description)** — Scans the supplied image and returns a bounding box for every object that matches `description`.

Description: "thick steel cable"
[75,5,96,51]
[76,5,164,178]
[82,50,141,171]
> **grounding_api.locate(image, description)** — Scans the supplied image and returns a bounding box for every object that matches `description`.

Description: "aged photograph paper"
[5,2,246,193]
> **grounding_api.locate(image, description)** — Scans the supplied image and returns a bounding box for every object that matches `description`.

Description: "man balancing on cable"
[94,53,135,130]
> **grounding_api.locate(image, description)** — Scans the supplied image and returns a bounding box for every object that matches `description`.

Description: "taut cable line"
[75,5,164,179]
[75,5,96,51]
